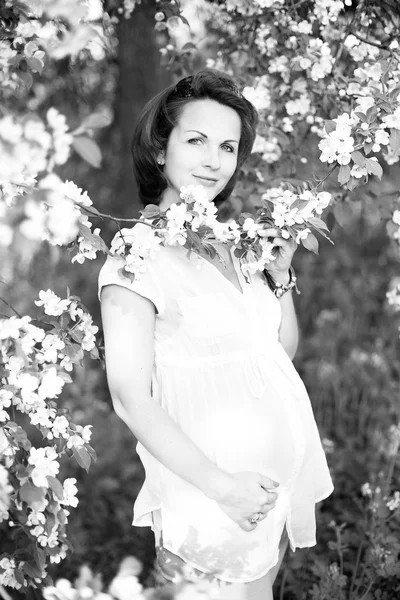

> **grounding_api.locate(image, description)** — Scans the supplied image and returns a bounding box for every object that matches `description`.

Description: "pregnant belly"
[173,389,298,486]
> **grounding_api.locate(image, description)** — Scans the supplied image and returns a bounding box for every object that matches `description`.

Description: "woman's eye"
[222,144,234,153]
[188,138,203,145]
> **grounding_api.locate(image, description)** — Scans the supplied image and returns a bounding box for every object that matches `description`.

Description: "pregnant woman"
[98,70,333,599]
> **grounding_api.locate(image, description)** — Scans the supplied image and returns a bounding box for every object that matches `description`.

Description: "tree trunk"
[114,0,171,218]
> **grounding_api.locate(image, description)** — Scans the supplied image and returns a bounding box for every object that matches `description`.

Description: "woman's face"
[160,99,241,207]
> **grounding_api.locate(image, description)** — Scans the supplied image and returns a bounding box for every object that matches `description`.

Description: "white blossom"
[361,482,372,497]
[62,180,92,208]
[49,415,70,440]
[72,227,101,264]
[354,96,375,114]
[35,289,70,316]
[28,446,60,488]
[61,478,79,508]
[38,367,65,400]
[30,405,56,428]
[242,218,262,239]
[108,573,144,600]
[46,108,73,165]
[350,164,368,179]
[0,464,13,523]
[0,557,22,589]
[45,196,80,246]
[382,107,400,130]
[242,75,272,112]
[111,225,162,280]
[285,95,311,116]
[386,491,400,511]
[40,334,66,364]
[319,113,356,165]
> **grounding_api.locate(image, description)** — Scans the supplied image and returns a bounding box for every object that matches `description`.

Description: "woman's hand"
[215,471,279,532]
[260,227,297,283]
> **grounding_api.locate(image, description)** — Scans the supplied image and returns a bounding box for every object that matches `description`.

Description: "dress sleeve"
[97,225,165,316]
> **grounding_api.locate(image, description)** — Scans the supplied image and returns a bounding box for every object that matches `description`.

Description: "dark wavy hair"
[131,70,258,207]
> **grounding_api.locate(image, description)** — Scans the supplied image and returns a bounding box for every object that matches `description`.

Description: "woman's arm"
[101,284,225,499]
[262,229,299,360]
[276,285,299,360]
[100,283,278,530]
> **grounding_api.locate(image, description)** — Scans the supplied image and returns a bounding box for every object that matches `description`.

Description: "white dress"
[98,223,334,584]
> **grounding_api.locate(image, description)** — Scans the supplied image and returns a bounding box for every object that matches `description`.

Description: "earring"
[157,159,164,165]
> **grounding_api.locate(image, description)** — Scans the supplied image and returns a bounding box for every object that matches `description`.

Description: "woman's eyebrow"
[185,129,239,144]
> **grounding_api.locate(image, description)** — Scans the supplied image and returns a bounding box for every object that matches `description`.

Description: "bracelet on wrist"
[264,266,300,298]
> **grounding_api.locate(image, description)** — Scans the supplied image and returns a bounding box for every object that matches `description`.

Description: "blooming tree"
[1,0,400,596]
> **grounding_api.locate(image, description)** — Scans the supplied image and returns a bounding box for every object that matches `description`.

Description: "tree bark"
[114,0,171,217]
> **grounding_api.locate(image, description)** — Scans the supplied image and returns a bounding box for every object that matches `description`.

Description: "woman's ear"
[157,153,165,166]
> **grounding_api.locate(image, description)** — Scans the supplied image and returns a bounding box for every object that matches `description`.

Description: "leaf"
[327,211,335,231]
[7,423,31,451]
[365,158,383,178]
[19,482,46,505]
[47,476,64,500]
[86,444,97,461]
[351,150,366,168]
[185,228,202,249]
[386,220,399,237]
[140,204,162,219]
[338,164,351,185]
[26,56,44,74]
[354,111,367,122]
[389,129,400,155]
[333,202,353,227]
[117,267,135,284]
[181,42,197,52]
[78,112,112,132]
[238,212,255,224]
[18,70,33,89]
[363,141,374,155]
[57,370,73,384]
[72,136,102,168]
[307,217,329,231]
[76,223,108,252]
[23,561,43,579]
[30,319,54,332]
[179,14,190,27]
[324,120,336,134]
[64,341,84,363]
[14,569,25,586]
[33,546,46,570]
[290,198,309,211]
[366,105,378,122]
[72,446,91,472]
[301,233,319,254]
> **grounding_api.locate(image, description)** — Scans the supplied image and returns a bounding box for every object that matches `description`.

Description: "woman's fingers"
[240,519,258,532]
[258,473,280,491]
[258,227,280,238]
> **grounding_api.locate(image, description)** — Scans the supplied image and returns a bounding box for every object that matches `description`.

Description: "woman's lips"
[193,175,218,186]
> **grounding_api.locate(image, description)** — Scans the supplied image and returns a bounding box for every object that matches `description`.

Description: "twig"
[351,32,390,50]
[0,297,21,318]
[75,203,160,229]
[314,164,339,190]
[0,584,13,600]
[384,450,399,496]
[349,541,364,598]
[358,576,377,600]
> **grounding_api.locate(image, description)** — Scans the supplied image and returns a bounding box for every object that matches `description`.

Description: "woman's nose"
[202,147,220,170]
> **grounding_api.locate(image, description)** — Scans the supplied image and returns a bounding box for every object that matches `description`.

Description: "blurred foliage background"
[2,0,400,598]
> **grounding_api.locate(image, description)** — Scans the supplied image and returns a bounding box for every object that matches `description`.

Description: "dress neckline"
[197,245,248,298]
